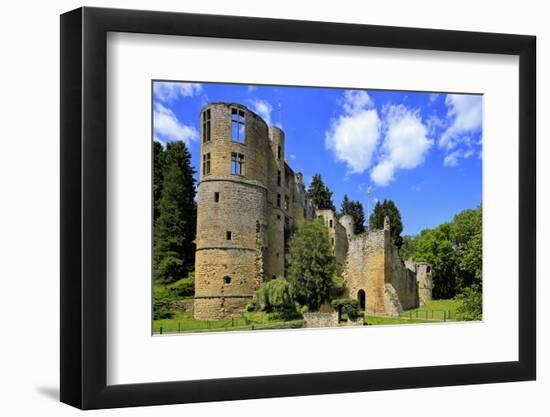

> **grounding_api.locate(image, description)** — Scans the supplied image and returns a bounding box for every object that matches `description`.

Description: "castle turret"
[339,214,355,239]
[415,263,433,306]
[194,103,271,320]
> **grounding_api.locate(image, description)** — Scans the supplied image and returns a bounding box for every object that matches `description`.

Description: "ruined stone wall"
[415,263,433,306]
[303,312,339,328]
[316,209,348,275]
[343,229,389,314]
[390,246,419,310]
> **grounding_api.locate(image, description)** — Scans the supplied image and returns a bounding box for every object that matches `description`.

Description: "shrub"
[153,285,176,319]
[168,272,195,297]
[331,298,363,320]
[154,256,184,284]
[455,284,482,321]
[330,275,345,298]
[247,278,300,320]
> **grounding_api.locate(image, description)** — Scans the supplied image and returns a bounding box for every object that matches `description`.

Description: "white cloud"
[153,102,198,145]
[429,93,439,103]
[342,90,374,114]
[249,99,274,126]
[439,94,482,151]
[325,91,380,174]
[247,86,257,93]
[443,146,476,167]
[153,82,203,103]
[370,105,432,187]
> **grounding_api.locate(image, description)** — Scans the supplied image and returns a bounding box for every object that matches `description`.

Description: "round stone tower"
[339,214,355,240]
[194,103,270,320]
[415,262,433,306]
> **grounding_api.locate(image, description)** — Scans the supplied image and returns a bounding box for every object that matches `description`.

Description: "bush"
[247,278,300,320]
[331,298,363,320]
[153,285,176,319]
[455,284,482,321]
[330,275,345,298]
[168,272,195,297]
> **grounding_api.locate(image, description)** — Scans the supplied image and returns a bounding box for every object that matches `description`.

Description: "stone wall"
[303,312,339,328]
[343,229,389,314]
[316,209,348,275]
[390,246,419,310]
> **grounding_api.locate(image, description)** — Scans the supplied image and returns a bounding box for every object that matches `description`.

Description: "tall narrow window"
[202,109,211,143]
[277,145,282,160]
[277,170,281,186]
[231,153,244,175]
[329,219,333,228]
[202,153,211,175]
[285,195,290,211]
[277,194,281,208]
[231,108,245,143]
[226,231,232,240]
[214,192,220,202]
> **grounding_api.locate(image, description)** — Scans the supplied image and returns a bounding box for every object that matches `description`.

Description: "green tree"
[455,283,482,321]
[153,140,165,225]
[413,223,458,299]
[340,194,366,234]
[153,141,197,284]
[288,219,336,310]
[369,199,404,248]
[248,278,295,313]
[451,206,482,288]
[307,173,336,211]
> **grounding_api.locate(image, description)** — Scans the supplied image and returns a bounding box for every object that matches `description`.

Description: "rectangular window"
[329,219,333,228]
[231,108,246,143]
[226,231,232,240]
[303,208,307,218]
[231,153,244,175]
[277,145,282,160]
[277,170,281,186]
[214,192,220,202]
[202,109,211,143]
[202,153,211,175]
[285,195,290,211]
[277,194,281,208]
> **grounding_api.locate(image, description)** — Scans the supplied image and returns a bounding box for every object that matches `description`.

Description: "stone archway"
[358,289,366,310]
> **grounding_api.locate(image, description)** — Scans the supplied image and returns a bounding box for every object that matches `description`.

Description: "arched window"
[426,266,431,273]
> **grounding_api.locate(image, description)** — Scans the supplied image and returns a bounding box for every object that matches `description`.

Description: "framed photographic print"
[60,6,536,410]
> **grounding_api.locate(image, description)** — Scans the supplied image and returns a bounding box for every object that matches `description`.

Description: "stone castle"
[194,102,432,320]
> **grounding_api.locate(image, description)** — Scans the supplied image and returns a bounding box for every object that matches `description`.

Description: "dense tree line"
[153,141,197,285]
[400,205,482,302]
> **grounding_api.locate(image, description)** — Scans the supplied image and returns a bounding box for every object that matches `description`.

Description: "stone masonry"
[194,102,431,320]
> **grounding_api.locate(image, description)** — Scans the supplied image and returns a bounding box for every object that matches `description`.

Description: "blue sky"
[153,81,482,236]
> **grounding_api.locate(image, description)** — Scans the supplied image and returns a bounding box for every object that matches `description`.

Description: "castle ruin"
[194,102,432,320]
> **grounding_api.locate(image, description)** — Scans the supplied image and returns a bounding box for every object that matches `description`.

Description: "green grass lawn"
[400,298,460,321]
[364,315,432,325]
[153,311,302,334]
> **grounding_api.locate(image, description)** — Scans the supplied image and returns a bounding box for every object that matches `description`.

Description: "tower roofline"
[201,102,272,130]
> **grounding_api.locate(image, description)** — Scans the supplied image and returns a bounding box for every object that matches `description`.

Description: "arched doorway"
[358,289,366,310]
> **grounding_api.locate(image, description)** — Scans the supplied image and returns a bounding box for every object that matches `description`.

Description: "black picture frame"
[60,6,536,410]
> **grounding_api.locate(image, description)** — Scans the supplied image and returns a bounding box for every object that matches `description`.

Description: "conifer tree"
[369,199,404,248]
[340,194,366,234]
[153,140,165,225]
[307,173,336,211]
[153,141,197,284]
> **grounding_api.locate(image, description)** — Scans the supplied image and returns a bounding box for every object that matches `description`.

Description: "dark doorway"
[358,289,366,310]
